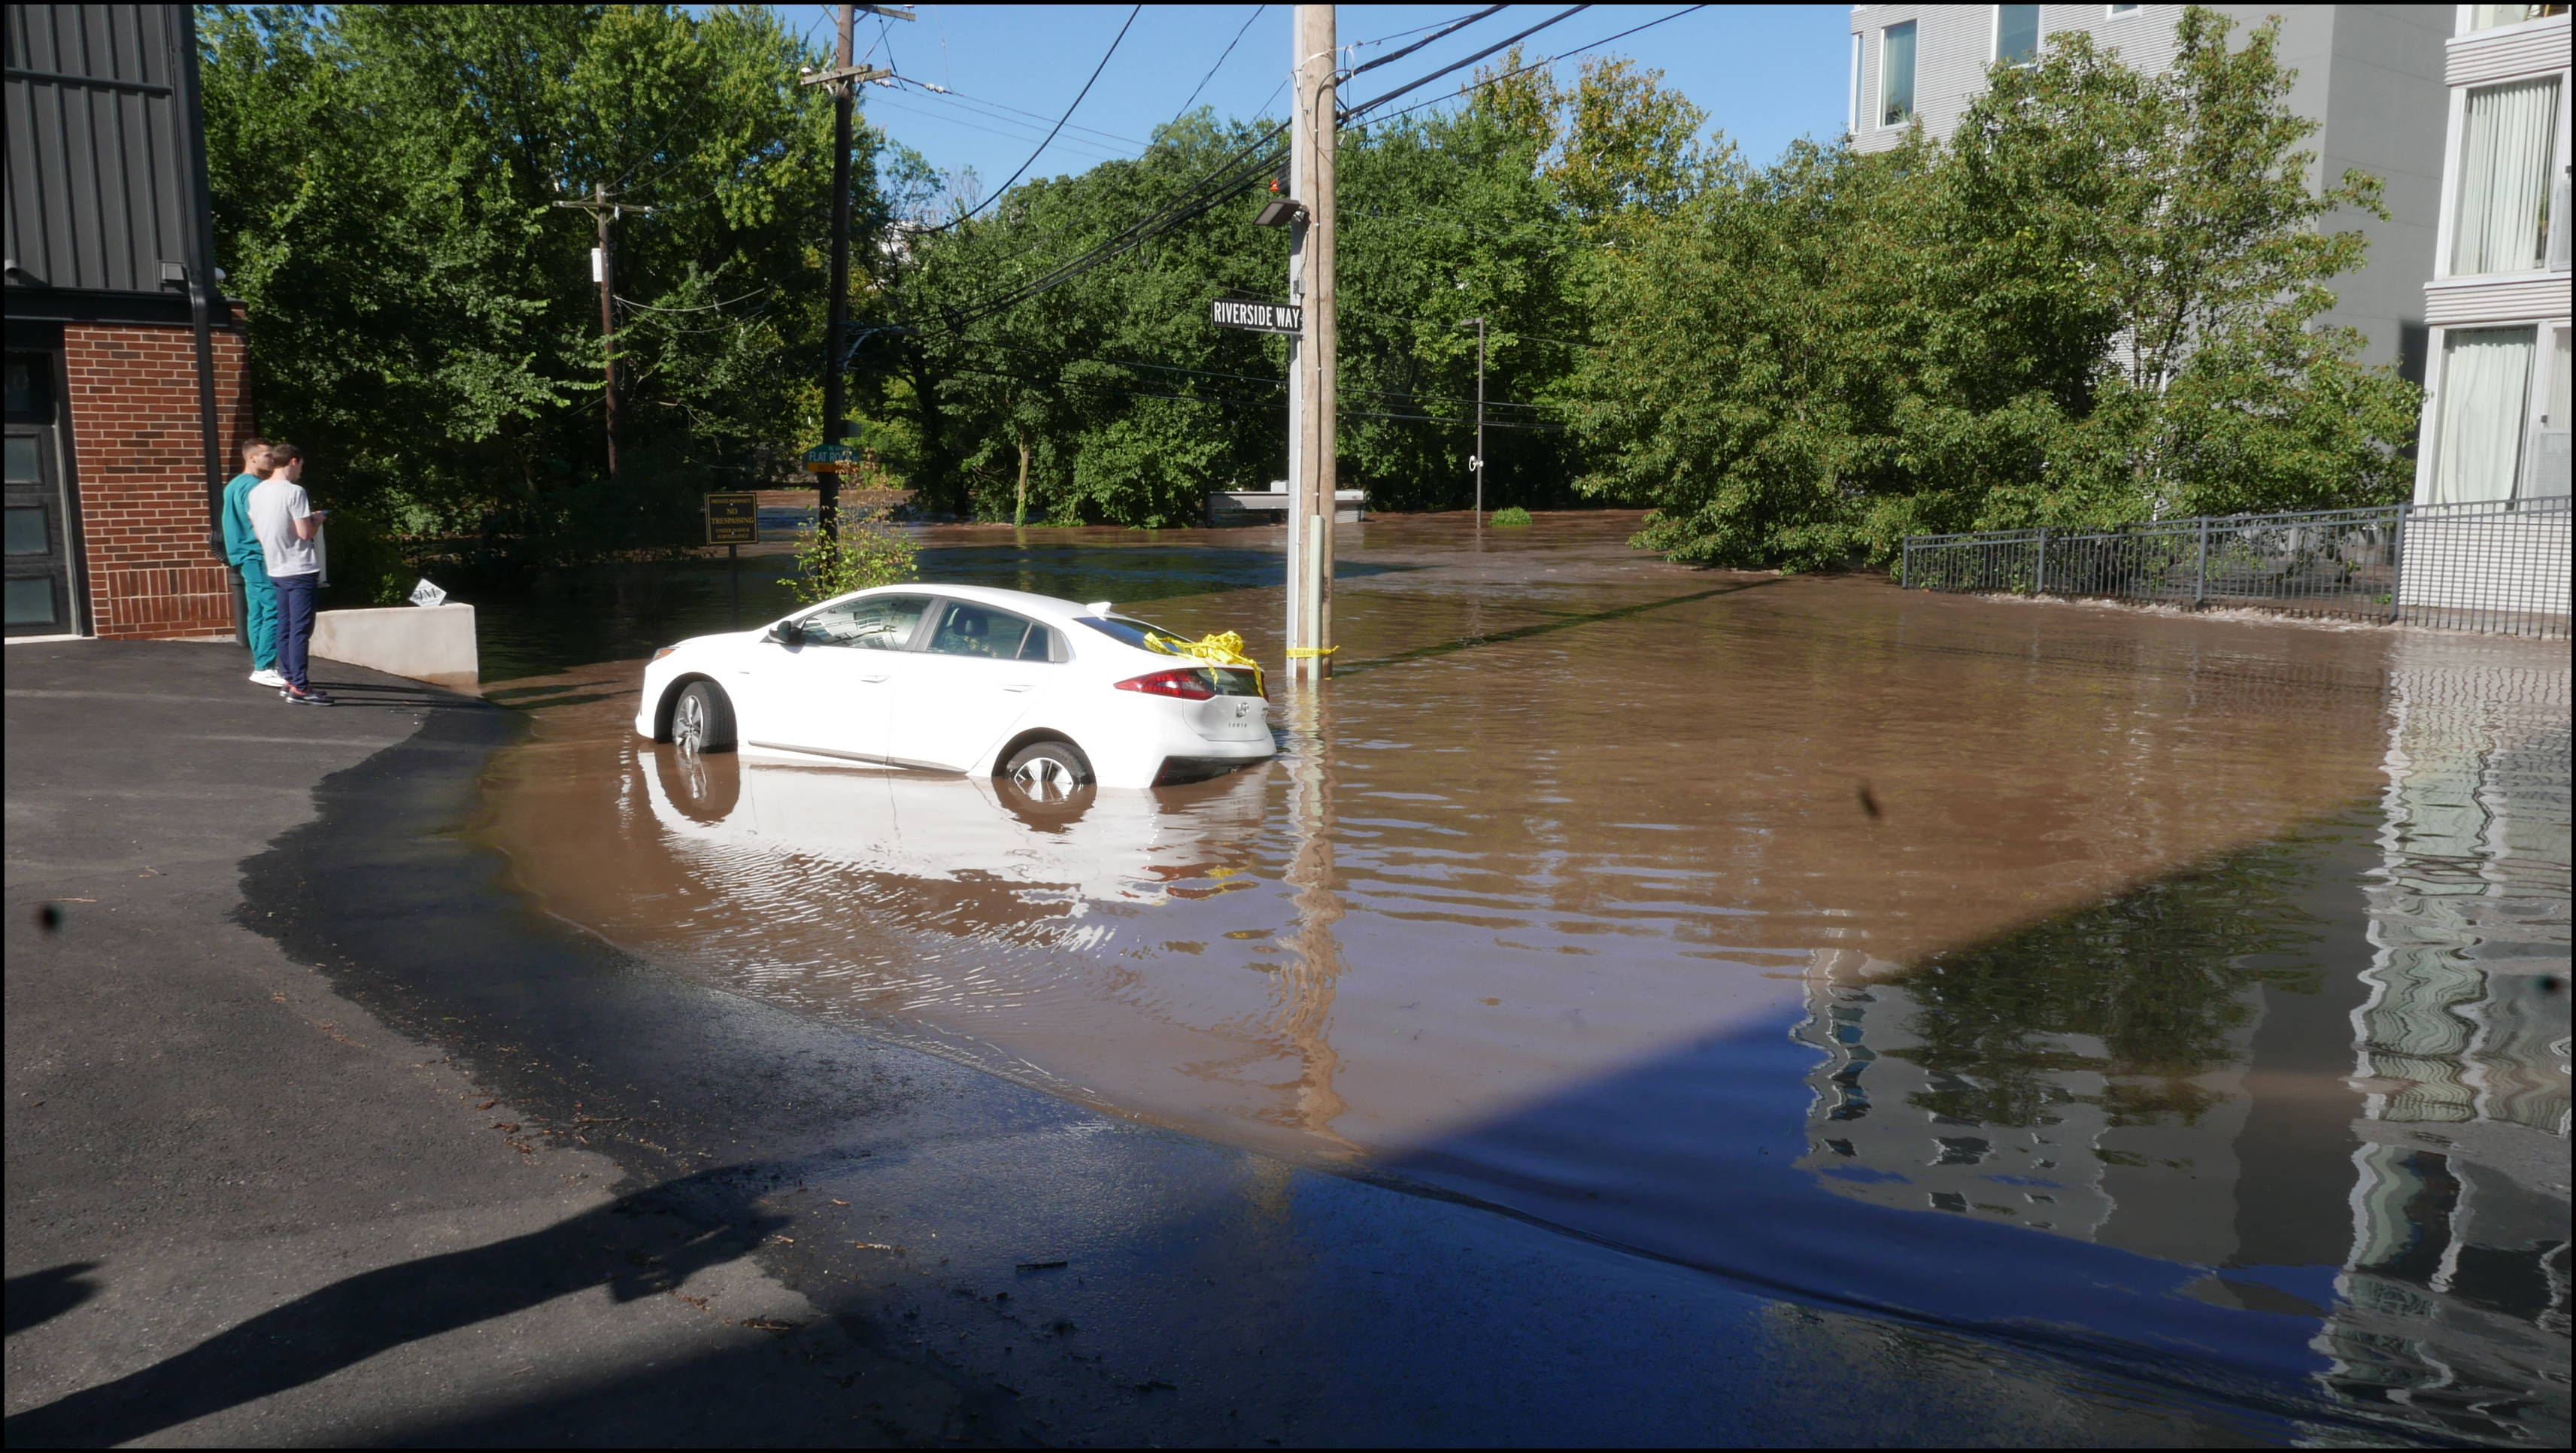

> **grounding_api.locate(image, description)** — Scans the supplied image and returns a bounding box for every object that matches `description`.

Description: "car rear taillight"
[1115,668,1215,701]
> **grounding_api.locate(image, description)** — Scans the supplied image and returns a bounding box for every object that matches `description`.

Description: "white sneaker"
[249,669,287,688]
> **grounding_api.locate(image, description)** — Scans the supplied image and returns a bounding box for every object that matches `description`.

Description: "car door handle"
[859,674,891,684]
[1002,683,1034,692]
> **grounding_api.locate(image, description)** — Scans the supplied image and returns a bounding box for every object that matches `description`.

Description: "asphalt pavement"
[4,639,2252,1448]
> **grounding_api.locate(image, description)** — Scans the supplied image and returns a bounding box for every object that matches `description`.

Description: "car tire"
[672,680,737,755]
[998,739,1091,801]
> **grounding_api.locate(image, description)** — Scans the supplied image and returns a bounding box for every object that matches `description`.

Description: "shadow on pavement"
[2,1172,787,1448]
[3,1264,98,1339]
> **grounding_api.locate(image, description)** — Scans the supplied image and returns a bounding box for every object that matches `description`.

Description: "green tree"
[200,4,877,569]
[1565,7,2420,569]
[879,99,1594,525]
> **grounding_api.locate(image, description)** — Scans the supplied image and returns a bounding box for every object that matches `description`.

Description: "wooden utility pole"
[1285,4,1337,684]
[593,188,619,480]
[821,4,857,538]
[803,5,909,538]
[1475,320,1486,520]
[553,187,654,481]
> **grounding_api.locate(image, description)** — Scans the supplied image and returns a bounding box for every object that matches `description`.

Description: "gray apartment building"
[1847,5,2574,512]
[1847,4,2452,381]
[2415,5,2569,507]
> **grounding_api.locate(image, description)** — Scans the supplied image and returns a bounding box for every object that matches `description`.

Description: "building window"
[1995,5,2041,65]
[2467,5,2568,32]
[2450,77,2562,276]
[2107,3,2140,12]
[2431,326,2535,502]
[1848,32,1862,135]
[1880,20,1916,126]
[2532,326,2572,499]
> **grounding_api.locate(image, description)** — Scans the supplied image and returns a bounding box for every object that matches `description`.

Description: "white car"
[635,585,1274,790]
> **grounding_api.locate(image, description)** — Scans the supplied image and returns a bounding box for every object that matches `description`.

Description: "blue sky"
[769,5,1851,187]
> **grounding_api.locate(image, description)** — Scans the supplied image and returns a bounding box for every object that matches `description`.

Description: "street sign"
[705,492,758,544]
[803,442,861,475]
[1209,299,1303,335]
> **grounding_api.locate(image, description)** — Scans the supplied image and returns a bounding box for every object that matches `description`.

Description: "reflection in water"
[1273,685,1354,1148]
[2325,642,2569,1438]
[1785,639,2568,1442]
[483,518,2568,1444]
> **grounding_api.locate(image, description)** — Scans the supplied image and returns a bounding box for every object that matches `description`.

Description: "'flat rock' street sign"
[1209,299,1303,335]
[803,442,860,474]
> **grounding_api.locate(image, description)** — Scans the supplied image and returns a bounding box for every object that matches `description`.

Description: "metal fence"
[1900,496,2571,640]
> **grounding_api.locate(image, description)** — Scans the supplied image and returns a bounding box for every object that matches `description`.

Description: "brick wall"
[61,311,255,639]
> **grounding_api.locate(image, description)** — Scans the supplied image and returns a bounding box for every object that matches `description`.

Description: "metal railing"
[1900,496,2571,639]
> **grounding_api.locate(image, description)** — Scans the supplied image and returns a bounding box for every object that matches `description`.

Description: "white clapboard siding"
[2447,16,2573,88]
[2425,277,2575,327]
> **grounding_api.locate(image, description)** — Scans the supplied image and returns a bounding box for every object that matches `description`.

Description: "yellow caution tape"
[1283,645,1340,658]
[1145,629,1267,696]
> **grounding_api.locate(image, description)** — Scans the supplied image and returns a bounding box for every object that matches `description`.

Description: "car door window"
[798,593,930,649]
[1015,625,1060,663]
[926,602,1035,660]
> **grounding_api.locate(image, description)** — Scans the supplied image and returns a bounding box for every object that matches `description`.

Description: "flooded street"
[477,514,2568,1444]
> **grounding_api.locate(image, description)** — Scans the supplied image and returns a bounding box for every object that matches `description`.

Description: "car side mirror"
[766,619,800,645]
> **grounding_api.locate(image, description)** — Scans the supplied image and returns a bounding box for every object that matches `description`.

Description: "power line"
[613,290,772,314]
[881,5,1696,352]
[915,5,1141,234]
[1340,5,1507,81]
[1341,5,1593,122]
[902,126,1288,329]
[891,79,1155,153]
[1172,5,1265,124]
[1346,5,1506,51]
[866,93,1133,166]
[1355,5,1713,131]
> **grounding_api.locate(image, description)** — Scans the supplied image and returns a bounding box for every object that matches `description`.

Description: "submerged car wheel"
[1000,739,1091,802]
[672,681,737,755]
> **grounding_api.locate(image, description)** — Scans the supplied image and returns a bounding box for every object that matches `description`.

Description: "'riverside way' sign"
[1209,299,1303,335]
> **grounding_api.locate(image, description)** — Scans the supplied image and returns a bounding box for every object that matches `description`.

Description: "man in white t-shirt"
[246,443,332,705]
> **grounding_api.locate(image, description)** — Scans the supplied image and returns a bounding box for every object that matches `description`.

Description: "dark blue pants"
[272,571,318,691]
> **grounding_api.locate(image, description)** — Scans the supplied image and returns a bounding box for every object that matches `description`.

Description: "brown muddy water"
[477,513,2570,1444]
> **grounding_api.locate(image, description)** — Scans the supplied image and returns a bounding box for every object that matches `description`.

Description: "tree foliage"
[202,5,2418,565]
[200,3,881,567]
[1564,7,2420,569]
[869,93,1605,524]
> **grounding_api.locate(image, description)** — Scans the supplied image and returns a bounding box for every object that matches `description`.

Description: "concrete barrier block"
[311,603,478,690]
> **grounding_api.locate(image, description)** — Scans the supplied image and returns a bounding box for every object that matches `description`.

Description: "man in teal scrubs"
[220,437,282,687]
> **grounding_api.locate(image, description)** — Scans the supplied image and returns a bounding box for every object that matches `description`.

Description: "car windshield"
[796,593,929,650]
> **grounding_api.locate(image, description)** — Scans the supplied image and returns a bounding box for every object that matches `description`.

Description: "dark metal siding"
[4,3,194,295]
